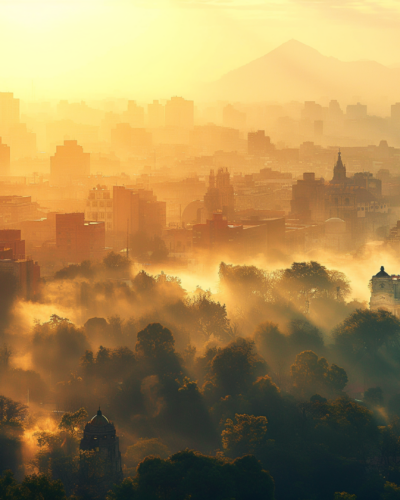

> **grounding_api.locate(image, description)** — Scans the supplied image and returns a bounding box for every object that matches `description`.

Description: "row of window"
[86,201,113,208]
[87,213,113,219]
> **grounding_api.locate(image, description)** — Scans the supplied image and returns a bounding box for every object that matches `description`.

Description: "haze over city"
[2,1,400,500]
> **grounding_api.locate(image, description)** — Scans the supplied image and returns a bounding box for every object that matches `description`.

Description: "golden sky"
[0,0,399,100]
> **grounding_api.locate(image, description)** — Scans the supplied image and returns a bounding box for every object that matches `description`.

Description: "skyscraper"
[165,97,194,128]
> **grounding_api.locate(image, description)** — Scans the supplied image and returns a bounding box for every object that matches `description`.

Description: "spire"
[332,149,346,183]
[97,406,102,417]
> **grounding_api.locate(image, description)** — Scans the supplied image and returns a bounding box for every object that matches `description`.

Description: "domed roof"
[374,266,390,278]
[90,408,109,426]
[325,218,346,234]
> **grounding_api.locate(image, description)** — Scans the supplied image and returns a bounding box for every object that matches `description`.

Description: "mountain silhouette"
[206,40,400,102]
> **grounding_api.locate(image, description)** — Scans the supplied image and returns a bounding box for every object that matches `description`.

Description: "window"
[92,201,97,207]
[100,212,105,219]
[100,201,105,207]
[107,223,112,229]
[107,201,112,207]
[344,198,349,206]
[107,213,112,219]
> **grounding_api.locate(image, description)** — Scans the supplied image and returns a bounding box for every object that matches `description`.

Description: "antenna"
[126,218,129,260]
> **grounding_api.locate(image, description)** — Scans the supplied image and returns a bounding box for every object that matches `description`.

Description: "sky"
[1,0,400,100]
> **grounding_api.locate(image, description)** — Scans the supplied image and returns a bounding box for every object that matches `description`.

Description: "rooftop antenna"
[126,218,129,260]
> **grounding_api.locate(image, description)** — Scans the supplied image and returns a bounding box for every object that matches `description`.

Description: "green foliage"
[135,323,175,358]
[291,350,348,397]
[189,293,233,341]
[222,414,269,456]
[281,261,351,300]
[209,338,266,397]
[334,493,357,500]
[0,395,28,423]
[0,470,67,500]
[333,309,400,358]
[58,407,88,435]
[107,450,275,500]
[381,482,400,500]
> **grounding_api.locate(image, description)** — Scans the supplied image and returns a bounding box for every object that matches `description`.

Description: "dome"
[374,266,390,278]
[89,408,110,426]
[324,218,346,234]
[182,200,204,224]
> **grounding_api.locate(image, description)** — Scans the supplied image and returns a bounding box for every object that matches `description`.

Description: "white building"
[370,266,400,317]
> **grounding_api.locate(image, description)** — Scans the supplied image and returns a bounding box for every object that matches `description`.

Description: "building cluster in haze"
[0,90,400,287]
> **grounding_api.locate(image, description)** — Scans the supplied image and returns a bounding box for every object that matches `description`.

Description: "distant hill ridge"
[206,40,400,102]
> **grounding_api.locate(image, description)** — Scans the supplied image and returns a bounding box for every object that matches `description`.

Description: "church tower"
[79,408,123,492]
[370,266,400,317]
[331,151,347,183]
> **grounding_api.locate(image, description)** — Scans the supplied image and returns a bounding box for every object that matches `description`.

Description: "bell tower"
[79,408,123,493]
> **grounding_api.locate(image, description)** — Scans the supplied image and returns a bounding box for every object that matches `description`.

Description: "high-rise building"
[111,124,152,154]
[346,102,367,120]
[165,97,194,129]
[0,257,40,301]
[56,213,105,263]
[248,130,272,156]
[0,93,20,131]
[0,138,10,175]
[124,100,145,127]
[85,186,113,231]
[113,186,166,237]
[204,168,235,219]
[50,140,90,183]
[148,100,165,128]
[0,229,25,259]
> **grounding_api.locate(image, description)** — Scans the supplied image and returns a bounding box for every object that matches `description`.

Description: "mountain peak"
[269,39,323,58]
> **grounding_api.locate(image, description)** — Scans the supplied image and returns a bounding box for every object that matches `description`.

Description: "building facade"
[370,266,400,317]
[56,213,105,263]
[85,186,113,231]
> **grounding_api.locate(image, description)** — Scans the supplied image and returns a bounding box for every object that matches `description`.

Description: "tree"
[189,293,232,341]
[0,395,28,422]
[0,470,67,500]
[58,407,88,436]
[334,493,357,500]
[333,309,400,359]
[135,323,175,358]
[107,450,275,500]
[103,251,131,272]
[209,338,266,397]
[381,481,400,500]
[280,261,351,306]
[290,350,348,398]
[222,414,269,456]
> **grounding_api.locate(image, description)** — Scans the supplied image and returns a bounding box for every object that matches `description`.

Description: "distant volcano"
[205,40,400,102]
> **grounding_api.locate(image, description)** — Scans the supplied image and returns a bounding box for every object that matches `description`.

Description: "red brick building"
[56,213,105,263]
[0,229,25,259]
[113,186,166,238]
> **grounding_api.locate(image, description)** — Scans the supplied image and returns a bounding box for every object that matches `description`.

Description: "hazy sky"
[1,0,400,100]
